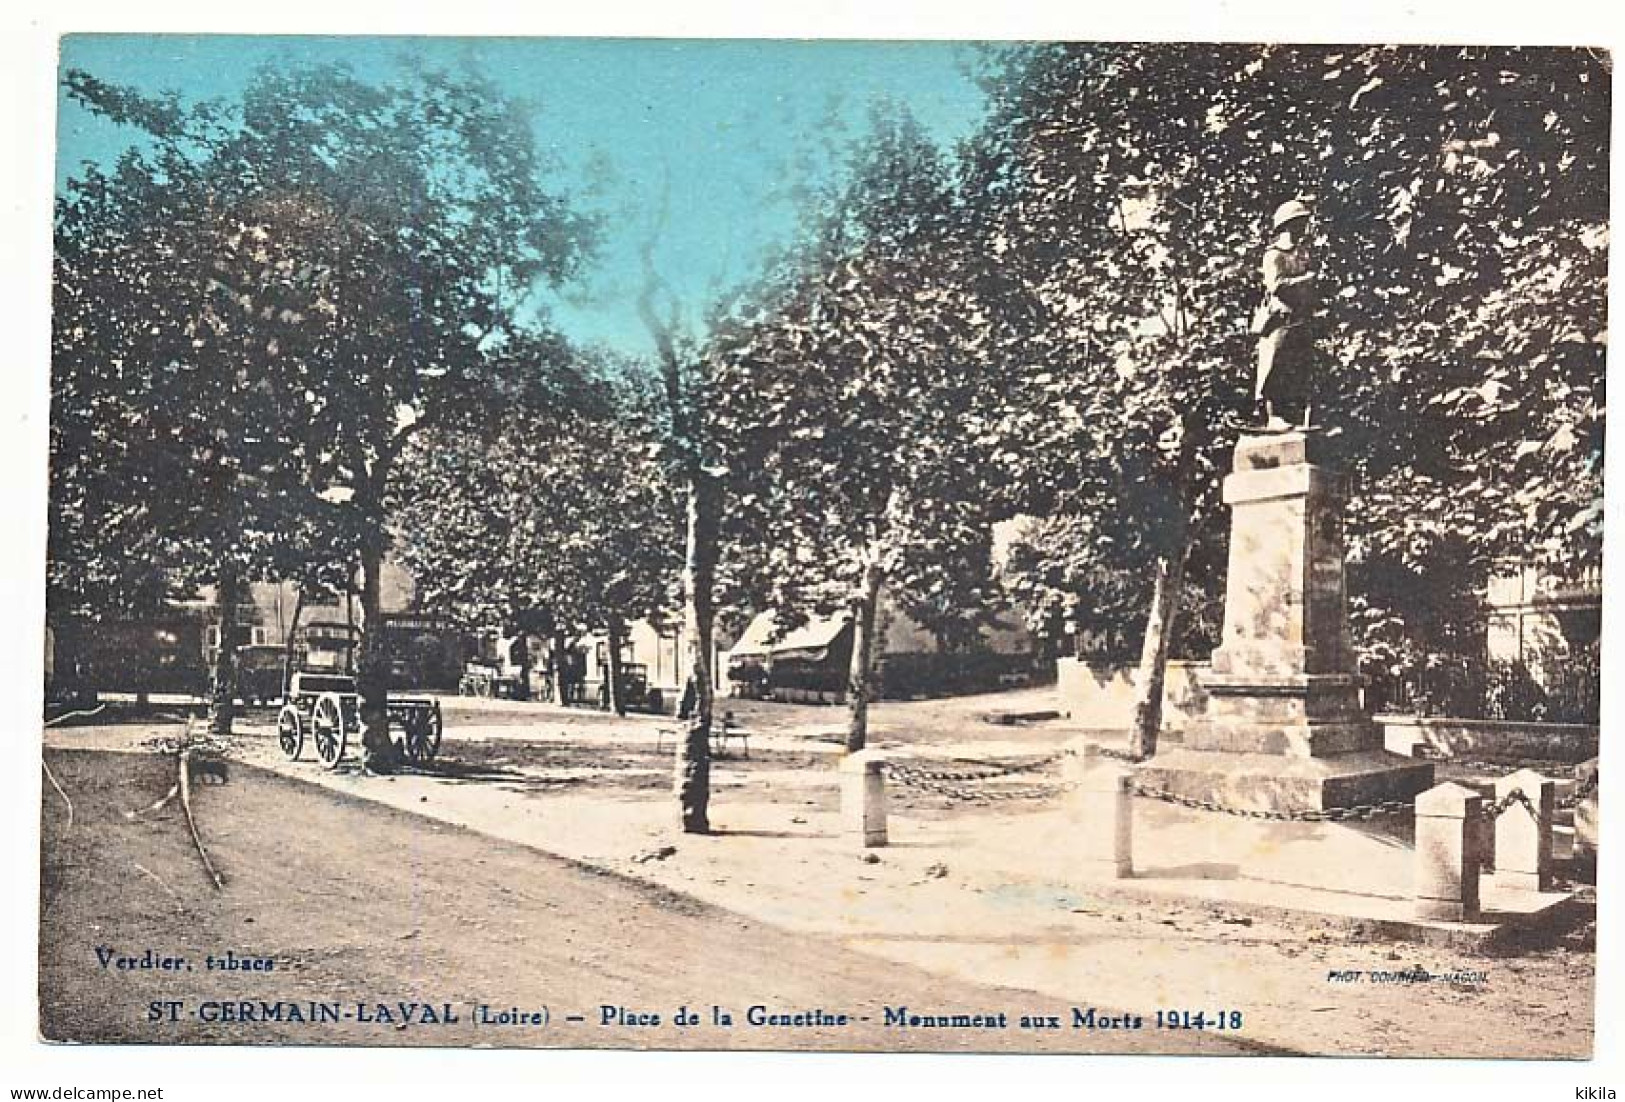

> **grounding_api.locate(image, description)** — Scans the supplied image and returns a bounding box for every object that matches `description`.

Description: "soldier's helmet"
[1271,199,1312,231]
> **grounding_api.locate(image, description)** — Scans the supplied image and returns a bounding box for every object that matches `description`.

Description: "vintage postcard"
[33,30,1606,1067]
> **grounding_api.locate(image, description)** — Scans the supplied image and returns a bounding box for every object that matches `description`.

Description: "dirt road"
[39,749,1253,1054]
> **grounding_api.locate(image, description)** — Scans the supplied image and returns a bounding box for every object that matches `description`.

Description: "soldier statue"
[1250,199,1318,431]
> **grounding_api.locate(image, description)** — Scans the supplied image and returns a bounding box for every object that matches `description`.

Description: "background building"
[726,591,1037,704]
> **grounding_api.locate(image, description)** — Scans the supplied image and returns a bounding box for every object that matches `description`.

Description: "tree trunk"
[1128,432,1198,761]
[280,586,306,699]
[344,590,357,675]
[356,540,395,772]
[550,631,570,705]
[1128,538,1190,760]
[512,631,532,701]
[845,557,885,753]
[208,561,241,739]
[604,616,626,716]
[677,472,720,834]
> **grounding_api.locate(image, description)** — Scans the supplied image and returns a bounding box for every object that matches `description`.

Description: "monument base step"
[1188,718,1382,757]
[1135,748,1435,814]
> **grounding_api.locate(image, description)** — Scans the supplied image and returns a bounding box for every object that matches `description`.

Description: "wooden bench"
[656,714,750,758]
[714,713,750,759]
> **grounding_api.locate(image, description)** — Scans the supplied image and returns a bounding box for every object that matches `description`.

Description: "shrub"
[875,651,1043,699]
[1367,642,1598,724]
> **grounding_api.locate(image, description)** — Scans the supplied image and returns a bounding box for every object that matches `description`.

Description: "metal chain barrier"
[883,753,1065,803]
[889,773,1063,803]
[1481,787,1537,821]
[881,745,1596,817]
[1413,751,1600,810]
[1128,782,1416,822]
[891,749,1066,783]
[1558,771,1600,810]
[1414,750,1585,778]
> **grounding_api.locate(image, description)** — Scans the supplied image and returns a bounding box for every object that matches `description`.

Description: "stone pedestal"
[1137,432,1433,813]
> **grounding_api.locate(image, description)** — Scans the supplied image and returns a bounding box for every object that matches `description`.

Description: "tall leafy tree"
[395,345,679,712]
[961,45,1258,757]
[639,265,730,831]
[713,108,997,751]
[393,335,595,701]
[962,44,1607,753]
[52,131,356,736]
[889,521,1006,655]
[556,393,683,716]
[61,62,594,767]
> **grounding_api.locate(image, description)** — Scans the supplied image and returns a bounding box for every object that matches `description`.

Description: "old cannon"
[277,671,443,770]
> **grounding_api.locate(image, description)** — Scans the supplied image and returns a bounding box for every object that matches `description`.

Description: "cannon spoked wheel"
[425,702,443,761]
[312,693,347,770]
[277,704,304,761]
[399,712,424,764]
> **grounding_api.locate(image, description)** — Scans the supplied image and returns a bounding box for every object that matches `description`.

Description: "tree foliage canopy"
[49,46,1607,745]
[711,108,1004,630]
[972,44,1608,670]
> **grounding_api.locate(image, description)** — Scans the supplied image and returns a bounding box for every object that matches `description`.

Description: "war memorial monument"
[1138,200,1436,813]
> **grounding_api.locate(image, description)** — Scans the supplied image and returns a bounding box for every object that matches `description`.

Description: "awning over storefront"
[727,611,851,663]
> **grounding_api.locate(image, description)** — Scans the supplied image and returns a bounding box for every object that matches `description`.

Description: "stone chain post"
[1492,768,1555,893]
[1414,782,1483,921]
[1063,738,1133,879]
[1553,776,1576,862]
[1573,771,1600,867]
[1462,780,1496,872]
[840,750,888,848]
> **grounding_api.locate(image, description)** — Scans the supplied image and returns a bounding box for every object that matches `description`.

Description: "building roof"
[727,611,851,661]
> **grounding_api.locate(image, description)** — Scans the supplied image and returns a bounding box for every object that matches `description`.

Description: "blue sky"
[56,35,995,358]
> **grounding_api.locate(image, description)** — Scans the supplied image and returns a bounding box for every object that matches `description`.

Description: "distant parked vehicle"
[595,662,663,714]
[236,644,288,705]
[49,617,208,699]
[457,661,523,699]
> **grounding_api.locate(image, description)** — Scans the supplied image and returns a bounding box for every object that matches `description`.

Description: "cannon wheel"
[277,704,304,761]
[312,693,347,770]
[401,703,443,764]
